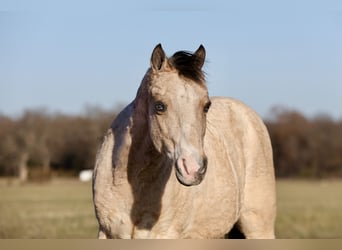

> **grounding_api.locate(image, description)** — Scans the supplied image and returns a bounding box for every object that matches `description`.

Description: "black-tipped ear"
[194,45,206,69]
[151,44,167,71]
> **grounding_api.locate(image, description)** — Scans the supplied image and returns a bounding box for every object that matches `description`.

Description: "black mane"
[169,51,205,83]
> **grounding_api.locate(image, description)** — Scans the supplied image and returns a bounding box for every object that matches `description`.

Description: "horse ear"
[194,45,206,69]
[151,44,167,71]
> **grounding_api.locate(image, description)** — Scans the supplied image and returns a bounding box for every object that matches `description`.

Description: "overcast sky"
[1,0,342,119]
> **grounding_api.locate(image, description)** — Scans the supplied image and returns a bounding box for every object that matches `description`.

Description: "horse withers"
[92,44,276,239]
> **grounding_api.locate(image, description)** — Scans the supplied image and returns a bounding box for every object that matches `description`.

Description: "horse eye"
[155,101,167,113]
[203,101,211,113]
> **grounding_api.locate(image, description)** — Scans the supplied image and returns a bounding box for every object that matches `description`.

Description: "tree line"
[0,106,115,181]
[0,106,341,180]
[265,107,342,178]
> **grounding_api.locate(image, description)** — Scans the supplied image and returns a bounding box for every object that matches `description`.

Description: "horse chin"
[175,166,204,186]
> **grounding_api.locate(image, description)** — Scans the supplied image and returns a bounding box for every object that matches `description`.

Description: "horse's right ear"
[151,44,167,71]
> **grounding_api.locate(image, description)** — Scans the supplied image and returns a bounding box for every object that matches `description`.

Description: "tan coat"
[92,45,276,239]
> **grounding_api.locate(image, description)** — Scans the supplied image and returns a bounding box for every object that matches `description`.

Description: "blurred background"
[1,0,342,238]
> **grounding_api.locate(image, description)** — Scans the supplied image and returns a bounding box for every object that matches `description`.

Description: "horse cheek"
[149,117,165,153]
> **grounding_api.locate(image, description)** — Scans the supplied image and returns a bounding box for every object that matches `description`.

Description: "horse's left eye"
[203,101,211,113]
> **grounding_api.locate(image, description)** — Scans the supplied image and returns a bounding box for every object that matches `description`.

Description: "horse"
[92,44,276,239]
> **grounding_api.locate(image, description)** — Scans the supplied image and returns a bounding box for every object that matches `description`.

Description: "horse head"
[144,44,211,186]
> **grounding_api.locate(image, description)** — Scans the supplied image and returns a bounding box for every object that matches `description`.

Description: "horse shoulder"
[93,103,135,238]
[208,97,276,237]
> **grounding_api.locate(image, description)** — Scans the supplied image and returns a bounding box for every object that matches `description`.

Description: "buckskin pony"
[92,44,276,239]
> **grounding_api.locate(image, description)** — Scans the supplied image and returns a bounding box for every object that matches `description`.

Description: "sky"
[1,0,342,119]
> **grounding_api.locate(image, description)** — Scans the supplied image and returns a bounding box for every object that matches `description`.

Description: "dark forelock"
[169,51,205,84]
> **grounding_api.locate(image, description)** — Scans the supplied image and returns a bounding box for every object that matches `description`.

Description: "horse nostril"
[199,166,206,175]
[198,156,208,175]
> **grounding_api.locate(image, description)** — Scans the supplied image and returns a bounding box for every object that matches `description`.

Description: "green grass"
[0,178,341,238]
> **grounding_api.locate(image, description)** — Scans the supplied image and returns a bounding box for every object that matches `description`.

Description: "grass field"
[0,178,341,238]
[275,179,342,238]
[0,179,98,238]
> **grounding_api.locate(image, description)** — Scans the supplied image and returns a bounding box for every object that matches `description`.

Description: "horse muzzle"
[175,154,207,186]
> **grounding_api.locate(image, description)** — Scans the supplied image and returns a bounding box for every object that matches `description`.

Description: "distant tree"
[0,106,115,180]
[0,116,19,176]
[266,107,342,178]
